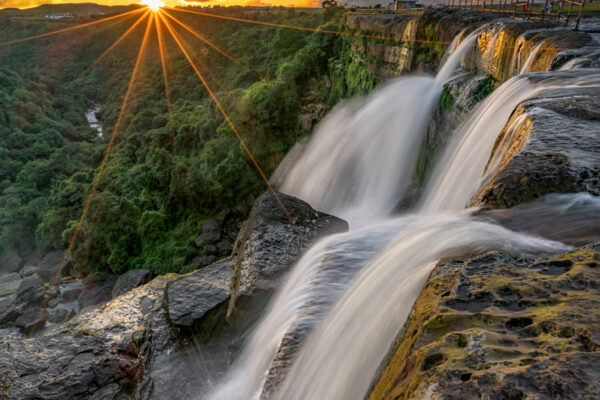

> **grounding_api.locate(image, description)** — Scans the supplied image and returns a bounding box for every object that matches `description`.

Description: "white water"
[275,216,570,400]
[208,32,479,400]
[278,32,477,226]
[85,105,103,137]
[208,27,600,400]
[520,40,547,74]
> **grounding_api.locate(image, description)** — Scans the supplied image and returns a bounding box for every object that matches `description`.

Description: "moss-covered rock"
[370,246,600,400]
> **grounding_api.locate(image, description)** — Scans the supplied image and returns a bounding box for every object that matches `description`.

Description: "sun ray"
[158,10,300,234]
[35,15,156,322]
[166,7,453,46]
[76,9,152,81]
[161,9,259,79]
[0,7,147,47]
[154,12,175,145]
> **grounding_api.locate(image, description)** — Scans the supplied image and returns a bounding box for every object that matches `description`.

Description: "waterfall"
[519,40,547,74]
[278,31,479,225]
[208,26,599,400]
[275,216,570,400]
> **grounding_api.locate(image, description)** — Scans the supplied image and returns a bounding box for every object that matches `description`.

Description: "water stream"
[207,28,599,400]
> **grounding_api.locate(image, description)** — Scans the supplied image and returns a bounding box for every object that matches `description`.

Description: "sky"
[0,0,321,9]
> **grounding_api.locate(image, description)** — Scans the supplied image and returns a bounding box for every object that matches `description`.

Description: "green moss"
[439,87,455,111]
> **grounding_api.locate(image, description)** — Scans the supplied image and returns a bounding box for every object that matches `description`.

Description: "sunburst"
[0,4,429,318]
[140,0,164,11]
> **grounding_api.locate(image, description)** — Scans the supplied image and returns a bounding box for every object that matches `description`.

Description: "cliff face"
[354,11,600,400]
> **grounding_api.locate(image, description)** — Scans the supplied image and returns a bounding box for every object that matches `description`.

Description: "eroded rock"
[370,245,600,400]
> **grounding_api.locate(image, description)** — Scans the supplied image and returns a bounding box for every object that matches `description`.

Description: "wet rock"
[370,245,600,400]
[111,269,152,299]
[475,93,600,208]
[166,258,234,335]
[228,191,349,318]
[77,275,117,311]
[0,275,177,400]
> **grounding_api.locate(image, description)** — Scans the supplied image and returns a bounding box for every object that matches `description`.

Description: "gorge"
[1,6,599,400]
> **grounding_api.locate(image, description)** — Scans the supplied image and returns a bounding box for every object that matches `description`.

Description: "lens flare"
[141,0,164,10]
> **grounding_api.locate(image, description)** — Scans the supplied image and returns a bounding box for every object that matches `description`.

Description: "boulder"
[195,231,221,246]
[0,275,176,400]
[0,272,20,284]
[192,255,217,269]
[36,250,69,282]
[204,244,218,255]
[475,87,600,208]
[77,275,117,311]
[216,240,233,255]
[111,269,152,299]
[0,254,22,274]
[202,218,219,232]
[166,258,234,335]
[19,264,38,277]
[229,190,349,319]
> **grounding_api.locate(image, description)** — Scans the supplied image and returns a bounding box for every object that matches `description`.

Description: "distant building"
[44,14,74,19]
[393,0,417,8]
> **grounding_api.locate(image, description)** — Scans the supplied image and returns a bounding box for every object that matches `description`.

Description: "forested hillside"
[0,4,377,275]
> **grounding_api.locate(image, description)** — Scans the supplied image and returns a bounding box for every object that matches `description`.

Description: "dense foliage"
[0,4,377,275]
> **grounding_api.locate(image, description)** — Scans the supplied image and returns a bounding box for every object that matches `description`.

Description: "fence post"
[575,0,583,29]
[566,0,574,26]
[556,0,563,22]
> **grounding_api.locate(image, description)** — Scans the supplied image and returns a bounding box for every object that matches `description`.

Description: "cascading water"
[519,40,547,73]
[208,32,479,400]
[277,31,477,225]
[208,26,600,400]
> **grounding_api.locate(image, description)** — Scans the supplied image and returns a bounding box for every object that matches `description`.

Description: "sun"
[140,0,164,11]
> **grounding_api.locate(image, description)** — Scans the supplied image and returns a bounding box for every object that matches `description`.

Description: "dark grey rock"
[166,259,234,333]
[14,307,47,332]
[0,254,22,274]
[111,269,152,299]
[230,191,348,313]
[77,275,117,310]
[0,272,20,284]
[195,231,221,246]
[15,274,43,304]
[36,250,69,282]
[60,285,82,303]
[20,264,38,277]
[193,255,217,269]
[217,240,233,255]
[0,275,177,400]
[202,219,219,232]
[204,244,218,255]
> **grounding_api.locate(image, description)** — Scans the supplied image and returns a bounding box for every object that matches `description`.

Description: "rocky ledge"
[370,245,600,400]
[0,191,347,399]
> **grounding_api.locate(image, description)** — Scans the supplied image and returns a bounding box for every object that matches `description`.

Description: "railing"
[351,7,425,16]
[442,0,586,29]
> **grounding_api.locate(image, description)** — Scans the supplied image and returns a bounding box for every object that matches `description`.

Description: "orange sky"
[0,0,320,10]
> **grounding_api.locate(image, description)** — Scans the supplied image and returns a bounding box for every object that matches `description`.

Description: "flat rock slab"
[476,90,600,208]
[166,259,234,331]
